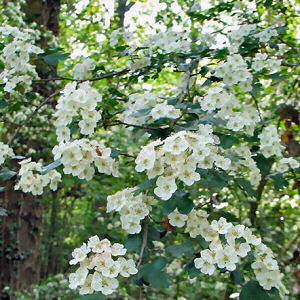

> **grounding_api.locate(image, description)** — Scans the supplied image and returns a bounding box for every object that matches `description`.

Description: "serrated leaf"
[125,234,142,252]
[166,240,194,257]
[42,52,69,66]
[239,281,280,300]
[133,179,155,195]
[40,160,61,175]
[0,207,7,216]
[235,178,257,198]
[131,108,152,117]
[139,257,170,289]
[185,259,201,278]
[230,270,244,284]
[0,98,8,109]
[269,174,288,191]
[218,134,240,149]
[110,148,120,159]
[0,168,17,180]
[199,169,231,190]
[253,155,272,175]
[74,295,103,300]
[266,72,286,81]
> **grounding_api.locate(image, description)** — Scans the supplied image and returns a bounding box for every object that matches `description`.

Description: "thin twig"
[250,93,263,123]
[9,90,60,145]
[34,68,130,83]
[112,120,161,131]
[138,216,149,268]
[119,153,136,159]
[138,216,149,300]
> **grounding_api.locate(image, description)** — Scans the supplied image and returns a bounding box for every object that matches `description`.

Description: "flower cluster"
[167,209,287,296]
[277,157,299,173]
[52,139,119,181]
[119,92,181,126]
[228,24,257,48]
[199,84,259,134]
[69,236,137,295]
[226,143,262,186]
[142,30,190,53]
[254,28,278,43]
[15,158,61,195]
[107,188,157,234]
[135,124,231,200]
[258,125,283,158]
[54,82,102,142]
[0,25,43,92]
[215,54,253,90]
[0,142,14,165]
[73,58,95,80]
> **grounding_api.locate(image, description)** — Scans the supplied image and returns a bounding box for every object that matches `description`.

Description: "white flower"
[117,258,138,277]
[70,243,90,265]
[88,236,111,253]
[101,276,119,295]
[69,267,88,289]
[101,259,121,278]
[154,176,177,200]
[168,209,188,228]
[211,217,232,234]
[111,243,127,256]
[135,145,156,172]
[243,228,261,246]
[215,245,238,271]
[91,271,103,291]
[194,249,215,275]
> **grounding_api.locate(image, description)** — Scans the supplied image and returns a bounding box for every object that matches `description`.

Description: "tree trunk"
[0,1,60,297]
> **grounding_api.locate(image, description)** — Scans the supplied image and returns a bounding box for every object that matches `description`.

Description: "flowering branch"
[35,68,130,83]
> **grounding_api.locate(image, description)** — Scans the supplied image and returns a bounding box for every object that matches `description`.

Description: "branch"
[137,216,149,300]
[137,216,149,268]
[111,120,161,131]
[9,90,60,145]
[34,68,130,83]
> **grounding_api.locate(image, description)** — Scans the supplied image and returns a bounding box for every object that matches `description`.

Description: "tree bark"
[0,1,61,297]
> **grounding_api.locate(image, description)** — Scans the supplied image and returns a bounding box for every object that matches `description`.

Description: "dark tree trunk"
[0,1,60,298]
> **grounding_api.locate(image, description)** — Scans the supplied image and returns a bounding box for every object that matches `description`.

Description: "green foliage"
[240,281,280,300]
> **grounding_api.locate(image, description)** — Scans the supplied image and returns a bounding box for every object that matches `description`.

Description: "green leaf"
[230,270,244,284]
[198,169,231,190]
[239,281,280,300]
[235,178,257,198]
[253,154,272,174]
[0,187,4,192]
[269,174,288,191]
[74,295,103,300]
[0,168,17,180]
[0,207,7,216]
[125,234,142,252]
[0,98,8,109]
[218,134,240,149]
[185,259,201,279]
[147,225,161,249]
[42,52,69,66]
[40,160,61,175]
[166,240,194,257]
[25,92,36,100]
[266,72,286,81]
[139,257,170,289]
[133,179,155,196]
[131,108,152,117]
[176,193,194,214]
[163,197,178,215]
[162,191,194,215]
[110,148,120,159]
